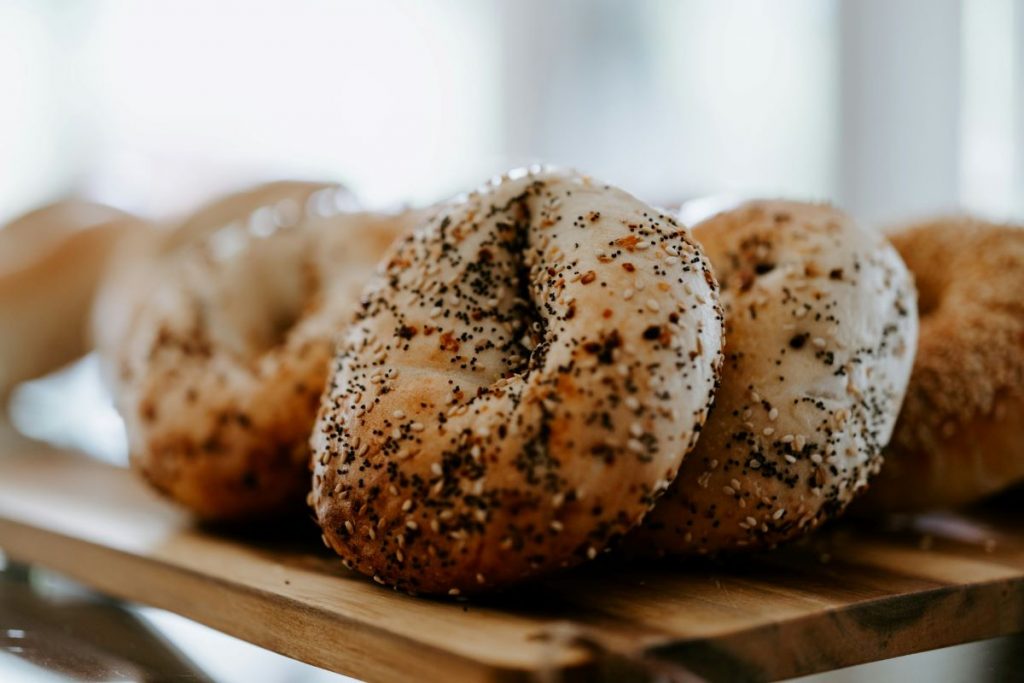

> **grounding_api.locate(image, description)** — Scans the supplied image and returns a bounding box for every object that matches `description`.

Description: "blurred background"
[1,0,1022,229]
[6,0,1024,462]
[1,1,1023,681]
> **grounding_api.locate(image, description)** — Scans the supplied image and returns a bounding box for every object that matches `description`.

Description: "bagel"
[114,191,417,519]
[311,169,725,594]
[92,181,348,389]
[631,200,917,554]
[0,200,138,402]
[858,217,1024,511]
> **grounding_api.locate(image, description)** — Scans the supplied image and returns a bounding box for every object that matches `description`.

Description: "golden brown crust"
[858,217,1024,511]
[312,169,725,594]
[112,184,415,520]
[630,201,917,554]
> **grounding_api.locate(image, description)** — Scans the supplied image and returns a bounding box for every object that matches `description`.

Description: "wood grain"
[0,447,1021,682]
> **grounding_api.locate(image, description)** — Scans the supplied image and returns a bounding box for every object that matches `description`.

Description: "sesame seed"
[646,298,660,312]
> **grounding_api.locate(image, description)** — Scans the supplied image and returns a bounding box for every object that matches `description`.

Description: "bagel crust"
[116,190,414,519]
[312,170,724,594]
[632,201,917,554]
[859,217,1024,511]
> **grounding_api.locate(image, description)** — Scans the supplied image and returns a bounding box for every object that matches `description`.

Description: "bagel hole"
[214,239,316,359]
[916,287,941,317]
[509,210,549,374]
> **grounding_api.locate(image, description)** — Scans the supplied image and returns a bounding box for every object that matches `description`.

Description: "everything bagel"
[114,189,417,519]
[632,201,917,554]
[311,169,725,594]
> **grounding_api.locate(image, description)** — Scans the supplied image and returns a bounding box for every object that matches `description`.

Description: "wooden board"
[0,447,1022,683]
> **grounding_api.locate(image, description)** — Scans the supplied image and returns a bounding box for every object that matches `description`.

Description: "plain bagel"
[859,217,1024,511]
[311,169,725,595]
[631,200,917,554]
[115,190,418,519]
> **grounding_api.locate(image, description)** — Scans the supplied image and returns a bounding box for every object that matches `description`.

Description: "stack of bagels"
[9,168,1022,596]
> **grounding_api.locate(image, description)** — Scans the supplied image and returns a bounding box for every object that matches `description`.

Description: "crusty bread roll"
[0,200,138,401]
[858,217,1024,511]
[312,169,725,594]
[631,201,917,554]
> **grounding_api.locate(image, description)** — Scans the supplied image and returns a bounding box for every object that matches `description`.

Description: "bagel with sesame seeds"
[112,187,418,519]
[311,168,725,595]
[857,217,1024,511]
[631,200,917,555]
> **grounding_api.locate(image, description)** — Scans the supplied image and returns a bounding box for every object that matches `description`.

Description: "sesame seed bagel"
[116,199,418,520]
[858,217,1024,511]
[631,200,917,554]
[311,169,724,594]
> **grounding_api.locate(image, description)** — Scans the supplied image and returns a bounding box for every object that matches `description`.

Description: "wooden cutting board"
[0,447,1021,683]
